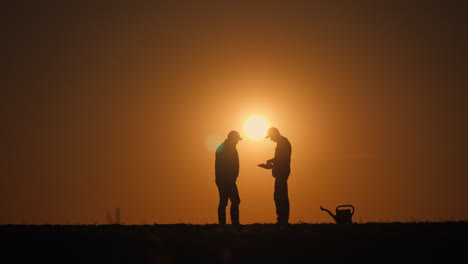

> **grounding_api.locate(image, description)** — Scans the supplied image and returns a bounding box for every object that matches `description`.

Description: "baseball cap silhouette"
[265,127,280,138]
[227,130,243,140]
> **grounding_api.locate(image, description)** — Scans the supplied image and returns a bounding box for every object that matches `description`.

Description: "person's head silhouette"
[227,130,243,144]
[265,127,281,142]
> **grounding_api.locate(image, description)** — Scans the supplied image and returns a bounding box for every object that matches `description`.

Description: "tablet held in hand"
[258,163,272,169]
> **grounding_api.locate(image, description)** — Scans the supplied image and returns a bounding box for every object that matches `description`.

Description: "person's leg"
[274,177,289,224]
[218,186,228,225]
[229,184,241,226]
[283,179,290,223]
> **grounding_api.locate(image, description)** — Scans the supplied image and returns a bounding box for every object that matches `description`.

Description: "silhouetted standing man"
[265,127,292,225]
[215,130,242,226]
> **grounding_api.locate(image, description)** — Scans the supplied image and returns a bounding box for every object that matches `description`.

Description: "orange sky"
[2,1,467,224]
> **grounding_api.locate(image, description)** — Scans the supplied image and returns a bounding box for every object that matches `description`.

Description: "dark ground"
[1,222,467,263]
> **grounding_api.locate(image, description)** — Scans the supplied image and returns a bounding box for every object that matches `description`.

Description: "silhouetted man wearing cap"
[215,130,242,226]
[265,127,292,225]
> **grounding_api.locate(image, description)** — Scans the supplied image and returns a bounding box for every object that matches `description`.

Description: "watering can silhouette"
[320,205,355,224]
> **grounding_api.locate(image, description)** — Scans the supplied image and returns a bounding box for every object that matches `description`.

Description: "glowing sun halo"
[244,115,270,140]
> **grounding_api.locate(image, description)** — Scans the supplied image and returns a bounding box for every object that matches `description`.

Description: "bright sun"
[244,115,270,140]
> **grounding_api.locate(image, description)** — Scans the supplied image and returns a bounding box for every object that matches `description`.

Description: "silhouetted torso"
[272,136,291,178]
[215,140,239,185]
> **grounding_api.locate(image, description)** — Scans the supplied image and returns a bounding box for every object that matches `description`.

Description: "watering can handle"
[337,205,354,216]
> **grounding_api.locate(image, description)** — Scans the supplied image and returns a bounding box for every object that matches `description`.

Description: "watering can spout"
[320,206,337,221]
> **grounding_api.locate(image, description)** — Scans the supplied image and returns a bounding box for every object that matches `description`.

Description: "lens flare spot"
[205,134,222,152]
